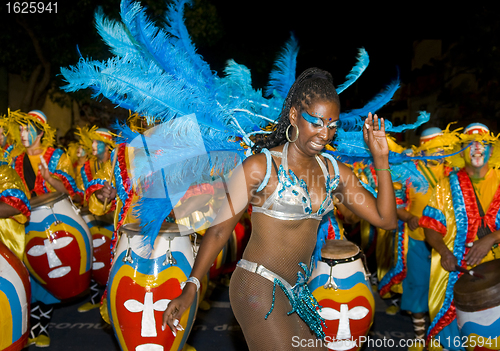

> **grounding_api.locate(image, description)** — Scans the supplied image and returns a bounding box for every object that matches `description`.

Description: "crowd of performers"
[332,123,500,351]
[1,106,500,351]
[2,1,500,350]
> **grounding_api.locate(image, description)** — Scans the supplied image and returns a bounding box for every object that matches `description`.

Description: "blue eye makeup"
[327,120,340,129]
[301,111,323,127]
[301,112,339,129]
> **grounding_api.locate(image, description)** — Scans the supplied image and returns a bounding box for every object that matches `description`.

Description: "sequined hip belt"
[236,258,326,339]
[236,259,294,295]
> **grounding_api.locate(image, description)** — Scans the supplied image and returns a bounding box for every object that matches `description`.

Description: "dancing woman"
[163,67,397,350]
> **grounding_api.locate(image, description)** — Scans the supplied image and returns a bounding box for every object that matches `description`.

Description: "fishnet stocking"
[229,213,327,350]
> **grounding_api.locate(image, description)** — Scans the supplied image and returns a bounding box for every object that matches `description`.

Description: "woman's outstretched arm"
[162,153,267,334]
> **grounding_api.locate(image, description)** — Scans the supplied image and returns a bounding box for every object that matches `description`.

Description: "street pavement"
[23,280,416,351]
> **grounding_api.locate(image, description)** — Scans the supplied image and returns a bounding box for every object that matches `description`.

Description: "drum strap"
[472,187,492,239]
[23,153,37,195]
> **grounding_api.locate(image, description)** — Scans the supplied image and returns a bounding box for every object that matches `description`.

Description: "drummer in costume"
[75,126,116,312]
[375,138,409,309]
[351,138,408,314]
[75,126,115,203]
[67,139,87,196]
[397,126,458,348]
[85,114,153,323]
[0,152,31,260]
[9,110,82,201]
[65,136,91,200]
[420,123,500,351]
[86,116,141,241]
[8,109,81,348]
[0,114,30,257]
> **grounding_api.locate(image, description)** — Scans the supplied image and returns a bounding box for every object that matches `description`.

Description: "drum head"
[454,259,500,312]
[321,240,360,260]
[30,192,67,208]
[119,222,191,236]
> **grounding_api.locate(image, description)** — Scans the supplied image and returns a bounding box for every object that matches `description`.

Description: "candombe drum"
[80,208,114,286]
[308,240,375,351]
[0,241,31,351]
[454,259,500,351]
[24,192,92,300]
[107,222,198,351]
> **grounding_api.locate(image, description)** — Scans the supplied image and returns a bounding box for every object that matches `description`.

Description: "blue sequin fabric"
[253,142,340,220]
[266,262,326,339]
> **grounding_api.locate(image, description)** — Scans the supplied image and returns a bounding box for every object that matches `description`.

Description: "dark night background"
[1,1,499,145]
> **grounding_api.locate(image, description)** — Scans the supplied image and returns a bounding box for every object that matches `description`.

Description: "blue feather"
[340,78,400,131]
[60,55,230,130]
[265,33,299,99]
[163,0,215,86]
[94,6,136,57]
[336,48,369,94]
[385,111,430,133]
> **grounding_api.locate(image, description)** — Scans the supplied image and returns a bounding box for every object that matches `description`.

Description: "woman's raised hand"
[363,112,389,160]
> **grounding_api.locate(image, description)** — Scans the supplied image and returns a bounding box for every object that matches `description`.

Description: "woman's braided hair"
[252,67,340,153]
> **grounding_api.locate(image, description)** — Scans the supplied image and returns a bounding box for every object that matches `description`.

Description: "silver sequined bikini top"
[252,142,340,221]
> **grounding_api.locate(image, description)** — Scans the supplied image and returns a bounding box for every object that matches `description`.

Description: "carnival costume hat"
[7,109,56,149]
[410,123,463,158]
[60,0,427,257]
[76,125,116,156]
[447,122,500,169]
[419,127,443,145]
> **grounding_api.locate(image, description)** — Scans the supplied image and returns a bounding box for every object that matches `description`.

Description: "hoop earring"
[286,124,299,143]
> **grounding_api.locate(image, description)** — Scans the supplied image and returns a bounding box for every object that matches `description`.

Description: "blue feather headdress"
[60,0,419,254]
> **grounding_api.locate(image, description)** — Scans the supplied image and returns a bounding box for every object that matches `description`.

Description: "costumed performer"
[420,123,500,350]
[7,109,81,347]
[9,109,82,201]
[397,126,457,348]
[66,140,86,183]
[0,114,30,257]
[163,68,398,350]
[75,126,116,312]
[75,126,116,204]
[85,116,141,239]
[0,151,31,260]
[375,138,409,315]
